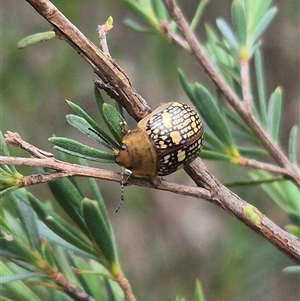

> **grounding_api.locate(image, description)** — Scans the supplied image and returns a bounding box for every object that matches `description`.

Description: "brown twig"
[15,0,299,263]
[159,20,192,53]
[2,155,300,263]
[97,17,113,57]
[2,132,300,263]
[4,131,209,197]
[185,159,300,263]
[162,0,300,187]
[25,0,151,121]
[237,157,294,177]
[115,273,137,301]
[47,270,97,301]
[0,154,211,200]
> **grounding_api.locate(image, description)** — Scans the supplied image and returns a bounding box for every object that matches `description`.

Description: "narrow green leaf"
[102,103,125,145]
[42,240,57,269]
[246,0,272,34]
[0,169,23,197]
[49,137,115,163]
[94,84,104,108]
[0,227,37,264]
[94,87,124,147]
[225,177,285,187]
[0,262,41,301]
[38,222,97,260]
[287,210,300,228]
[193,84,237,152]
[0,132,18,174]
[288,126,298,165]
[205,23,218,42]
[53,146,115,163]
[254,49,268,128]
[47,178,89,237]
[87,177,111,230]
[0,296,15,301]
[282,266,300,274]
[17,31,57,49]
[66,100,119,150]
[67,114,115,150]
[27,193,95,255]
[104,278,119,301]
[231,0,247,47]
[80,159,115,249]
[178,69,195,102]
[195,279,205,301]
[190,0,210,31]
[123,18,154,33]
[13,197,41,254]
[216,19,239,50]
[200,150,235,162]
[82,198,117,269]
[285,225,300,237]
[249,7,277,49]
[68,257,97,298]
[152,0,168,21]
[0,132,10,157]
[0,186,17,199]
[0,272,45,284]
[203,131,227,152]
[237,147,268,157]
[267,87,282,142]
[281,181,300,212]
[249,171,296,213]
[0,162,11,176]
[225,111,254,137]
[120,0,159,28]
[0,207,12,232]
[52,246,79,285]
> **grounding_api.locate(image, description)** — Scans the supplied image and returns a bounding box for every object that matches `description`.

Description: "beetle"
[114,102,204,177]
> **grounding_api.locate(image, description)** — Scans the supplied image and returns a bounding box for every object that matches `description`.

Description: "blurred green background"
[1,0,299,300]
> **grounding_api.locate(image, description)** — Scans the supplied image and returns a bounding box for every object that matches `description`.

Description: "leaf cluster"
[49,86,127,164]
[1,0,299,300]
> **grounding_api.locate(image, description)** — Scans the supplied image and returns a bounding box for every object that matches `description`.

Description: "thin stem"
[162,0,300,186]
[115,273,137,301]
[1,132,300,263]
[25,0,151,121]
[185,159,300,263]
[1,155,299,263]
[97,17,113,57]
[159,21,192,53]
[237,157,294,178]
[47,270,96,301]
[0,155,211,200]
[14,0,300,263]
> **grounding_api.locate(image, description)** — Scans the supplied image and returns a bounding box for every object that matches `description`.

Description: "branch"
[18,0,300,262]
[185,160,300,263]
[162,0,300,187]
[47,270,97,301]
[115,273,137,301]
[2,130,209,200]
[25,0,151,121]
[2,132,300,263]
[238,157,295,177]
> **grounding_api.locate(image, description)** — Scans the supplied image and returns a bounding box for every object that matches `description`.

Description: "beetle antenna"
[115,170,125,213]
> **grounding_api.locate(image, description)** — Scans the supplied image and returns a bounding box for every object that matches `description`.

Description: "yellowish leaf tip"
[239,47,249,60]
